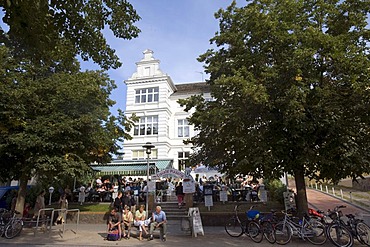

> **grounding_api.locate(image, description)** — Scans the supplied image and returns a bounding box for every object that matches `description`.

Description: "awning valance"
[90,159,173,176]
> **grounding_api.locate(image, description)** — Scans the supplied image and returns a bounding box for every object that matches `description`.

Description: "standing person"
[134,204,150,241]
[33,190,46,219]
[55,193,68,225]
[175,182,185,209]
[113,191,123,213]
[64,185,73,203]
[121,205,133,239]
[122,191,136,213]
[78,185,86,205]
[148,206,167,242]
[33,190,46,230]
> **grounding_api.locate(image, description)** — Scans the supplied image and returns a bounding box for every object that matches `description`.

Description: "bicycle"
[275,210,327,245]
[224,204,256,237]
[326,205,354,247]
[0,209,23,239]
[247,209,277,244]
[345,213,370,246]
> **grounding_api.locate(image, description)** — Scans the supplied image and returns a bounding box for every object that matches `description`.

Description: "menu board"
[188,207,204,237]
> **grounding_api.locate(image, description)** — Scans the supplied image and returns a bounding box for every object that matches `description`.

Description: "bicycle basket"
[247,210,260,220]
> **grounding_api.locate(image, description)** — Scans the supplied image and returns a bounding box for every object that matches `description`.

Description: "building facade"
[91,50,211,176]
[123,49,211,171]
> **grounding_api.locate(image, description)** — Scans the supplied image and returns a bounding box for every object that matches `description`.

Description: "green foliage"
[0,0,139,214]
[180,0,370,214]
[0,0,141,70]
[263,179,287,205]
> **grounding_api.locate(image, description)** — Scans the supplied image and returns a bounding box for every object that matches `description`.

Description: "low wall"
[67,211,241,226]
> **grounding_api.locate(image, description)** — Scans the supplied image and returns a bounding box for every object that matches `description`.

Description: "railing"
[33,208,54,236]
[50,208,80,235]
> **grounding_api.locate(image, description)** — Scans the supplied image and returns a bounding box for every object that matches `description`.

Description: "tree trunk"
[15,173,29,215]
[293,168,308,217]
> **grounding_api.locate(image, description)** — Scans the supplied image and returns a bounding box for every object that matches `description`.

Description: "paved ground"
[0,189,368,246]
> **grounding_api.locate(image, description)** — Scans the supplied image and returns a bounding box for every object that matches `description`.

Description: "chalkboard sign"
[188,207,204,237]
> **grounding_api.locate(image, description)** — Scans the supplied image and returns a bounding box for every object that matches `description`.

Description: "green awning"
[90,159,173,176]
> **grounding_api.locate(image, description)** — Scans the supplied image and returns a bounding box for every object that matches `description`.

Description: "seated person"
[122,205,133,239]
[134,204,151,241]
[148,205,167,242]
[107,208,122,240]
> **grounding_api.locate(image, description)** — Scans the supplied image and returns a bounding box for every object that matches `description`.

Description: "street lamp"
[48,186,54,206]
[142,142,155,216]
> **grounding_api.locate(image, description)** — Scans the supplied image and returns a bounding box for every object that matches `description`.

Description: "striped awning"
[90,159,173,176]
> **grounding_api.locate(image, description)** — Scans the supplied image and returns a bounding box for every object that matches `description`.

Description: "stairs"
[154,192,191,234]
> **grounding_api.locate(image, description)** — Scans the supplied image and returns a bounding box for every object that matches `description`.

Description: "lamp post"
[48,186,54,206]
[142,142,155,215]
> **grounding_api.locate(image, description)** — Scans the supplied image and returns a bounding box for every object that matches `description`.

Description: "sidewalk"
[0,223,361,247]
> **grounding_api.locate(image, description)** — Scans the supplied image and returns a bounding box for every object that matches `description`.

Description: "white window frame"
[178,119,190,137]
[178,151,190,171]
[133,149,158,160]
[135,87,159,104]
[134,116,158,136]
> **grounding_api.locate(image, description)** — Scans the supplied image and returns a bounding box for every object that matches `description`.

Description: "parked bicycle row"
[225,204,370,246]
[0,208,23,239]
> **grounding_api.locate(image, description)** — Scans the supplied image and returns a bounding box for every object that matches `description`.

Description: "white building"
[91,49,211,177]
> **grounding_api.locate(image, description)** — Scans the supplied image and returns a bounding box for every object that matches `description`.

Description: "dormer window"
[135,87,159,103]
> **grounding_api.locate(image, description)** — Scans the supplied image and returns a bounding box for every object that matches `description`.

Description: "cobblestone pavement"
[0,189,368,246]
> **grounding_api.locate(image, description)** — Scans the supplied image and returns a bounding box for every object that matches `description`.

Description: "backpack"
[107,229,120,241]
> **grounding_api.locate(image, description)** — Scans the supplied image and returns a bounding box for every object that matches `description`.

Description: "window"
[134,116,158,136]
[178,152,190,171]
[133,149,158,159]
[178,119,189,137]
[135,87,159,103]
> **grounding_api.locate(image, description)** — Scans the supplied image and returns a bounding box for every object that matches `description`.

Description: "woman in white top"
[122,205,133,239]
[134,204,151,240]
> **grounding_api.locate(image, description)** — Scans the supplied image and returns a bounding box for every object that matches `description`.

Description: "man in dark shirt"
[107,208,122,239]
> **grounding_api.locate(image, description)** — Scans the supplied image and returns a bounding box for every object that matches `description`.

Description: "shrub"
[264,179,287,205]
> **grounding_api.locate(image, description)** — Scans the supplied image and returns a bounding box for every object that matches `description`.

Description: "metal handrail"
[51,208,80,235]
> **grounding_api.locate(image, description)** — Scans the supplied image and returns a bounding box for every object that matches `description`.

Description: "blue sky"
[80,0,239,115]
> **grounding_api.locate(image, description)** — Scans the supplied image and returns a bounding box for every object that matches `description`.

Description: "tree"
[0,0,140,212]
[1,0,140,70]
[180,0,370,215]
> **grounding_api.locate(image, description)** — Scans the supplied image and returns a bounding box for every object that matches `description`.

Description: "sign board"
[219,191,228,202]
[183,167,196,193]
[204,195,213,207]
[183,179,196,193]
[203,185,213,196]
[148,181,156,192]
[188,207,204,237]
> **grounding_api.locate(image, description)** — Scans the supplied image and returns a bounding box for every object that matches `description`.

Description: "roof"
[172,82,210,96]
[90,159,173,176]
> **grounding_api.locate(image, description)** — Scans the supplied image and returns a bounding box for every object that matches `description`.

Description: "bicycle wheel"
[225,217,244,237]
[327,223,353,247]
[248,221,263,243]
[356,221,370,246]
[275,222,292,245]
[5,219,23,239]
[305,220,327,245]
[0,223,5,237]
[261,221,276,244]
